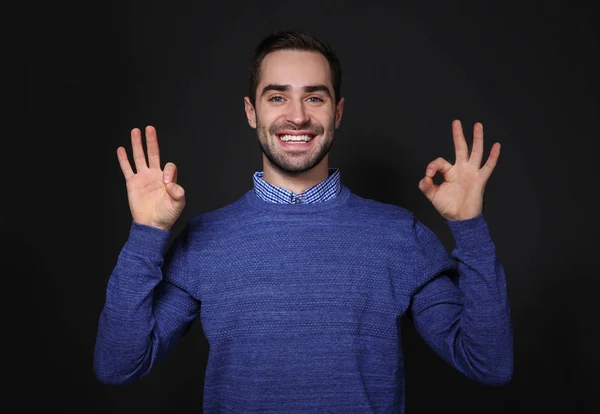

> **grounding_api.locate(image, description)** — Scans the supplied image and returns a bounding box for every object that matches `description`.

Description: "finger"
[469,122,484,167]
[163,162,178,184]
[116,146,134,180]
[481,142,501,180]
[131,128,148,172]
[418,176,437,201]
[145,125,161,169]
[452,119,469,163]
[165,182,185,201]
[426,157,453,177]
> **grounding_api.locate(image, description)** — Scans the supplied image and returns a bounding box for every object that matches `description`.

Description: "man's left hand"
[418,120,501,221]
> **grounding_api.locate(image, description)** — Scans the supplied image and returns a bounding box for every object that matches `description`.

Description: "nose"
[286,99,310,126]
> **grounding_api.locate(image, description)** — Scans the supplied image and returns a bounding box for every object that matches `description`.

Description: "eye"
[268,96,285,103]
[307,96,324,103]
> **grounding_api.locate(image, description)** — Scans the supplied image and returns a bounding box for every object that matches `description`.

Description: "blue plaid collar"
[252,168,341,204]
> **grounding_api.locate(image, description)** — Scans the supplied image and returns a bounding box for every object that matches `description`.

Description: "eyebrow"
[260,84,332,98]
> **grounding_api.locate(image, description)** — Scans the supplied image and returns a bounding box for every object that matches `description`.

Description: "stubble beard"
[255,117,335,175]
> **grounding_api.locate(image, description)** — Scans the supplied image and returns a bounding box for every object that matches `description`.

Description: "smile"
[278,134,314,143]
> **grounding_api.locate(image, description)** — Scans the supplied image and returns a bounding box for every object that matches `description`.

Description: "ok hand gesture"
[418,120,501,221]
[117,126,185,231]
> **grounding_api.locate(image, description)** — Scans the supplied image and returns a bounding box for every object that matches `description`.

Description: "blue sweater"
[94,185,513,412]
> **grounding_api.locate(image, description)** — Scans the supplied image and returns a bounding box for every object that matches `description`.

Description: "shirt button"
[295,198,301,204]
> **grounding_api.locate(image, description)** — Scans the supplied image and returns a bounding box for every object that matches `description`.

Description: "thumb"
[165,181,185,202]
[418,176,437,201]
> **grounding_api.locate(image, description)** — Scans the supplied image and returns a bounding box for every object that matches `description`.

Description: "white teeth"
[279,134,313,142]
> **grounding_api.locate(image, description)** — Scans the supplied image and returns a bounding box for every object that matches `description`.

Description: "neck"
[262,156,330,194]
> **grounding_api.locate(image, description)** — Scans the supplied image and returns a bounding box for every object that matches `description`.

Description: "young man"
[94,30,513,412]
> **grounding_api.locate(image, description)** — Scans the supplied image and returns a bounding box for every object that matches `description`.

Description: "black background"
[4,1,598,413]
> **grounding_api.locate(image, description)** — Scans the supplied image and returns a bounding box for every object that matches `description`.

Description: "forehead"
[258,50,332,88]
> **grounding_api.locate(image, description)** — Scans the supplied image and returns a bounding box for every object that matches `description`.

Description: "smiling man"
[245,48,343,194]
[94,30,513,413]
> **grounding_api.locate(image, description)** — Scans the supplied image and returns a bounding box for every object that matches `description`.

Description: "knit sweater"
[94,185,513,413]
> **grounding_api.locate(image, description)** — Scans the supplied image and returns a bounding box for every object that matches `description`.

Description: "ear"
[334,97,345,129]
[244,97,257,128]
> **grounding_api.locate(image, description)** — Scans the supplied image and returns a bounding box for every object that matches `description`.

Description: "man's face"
[244,50,344,174]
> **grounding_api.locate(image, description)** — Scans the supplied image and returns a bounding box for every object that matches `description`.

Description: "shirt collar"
[252,168,341,204]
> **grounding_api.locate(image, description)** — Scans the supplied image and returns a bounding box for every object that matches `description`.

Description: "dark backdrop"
[4,1,598,413]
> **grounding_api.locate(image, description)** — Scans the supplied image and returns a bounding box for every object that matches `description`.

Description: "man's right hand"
[116,125,185,232]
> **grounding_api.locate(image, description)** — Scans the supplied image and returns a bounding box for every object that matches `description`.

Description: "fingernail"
[163,176,170,183]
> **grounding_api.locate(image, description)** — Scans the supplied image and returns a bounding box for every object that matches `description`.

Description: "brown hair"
[248,30,342,105]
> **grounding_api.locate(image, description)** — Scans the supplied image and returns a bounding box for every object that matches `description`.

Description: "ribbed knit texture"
[94,185,513,413]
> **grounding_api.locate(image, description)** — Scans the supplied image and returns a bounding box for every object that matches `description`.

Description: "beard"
[256,117,335,175]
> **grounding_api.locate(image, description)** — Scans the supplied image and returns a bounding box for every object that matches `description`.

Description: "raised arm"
[408,216,513,385]
[93,126,199,385]
[408,120,513,384]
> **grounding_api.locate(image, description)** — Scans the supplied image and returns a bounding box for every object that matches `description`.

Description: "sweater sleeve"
[93,221,201,385]
[407,214,513,385]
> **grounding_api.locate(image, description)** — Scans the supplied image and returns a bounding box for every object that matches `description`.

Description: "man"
[94,30,513,412]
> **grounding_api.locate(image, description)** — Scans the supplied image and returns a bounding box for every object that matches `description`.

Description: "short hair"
[248,30,342,105]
